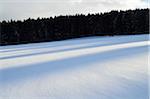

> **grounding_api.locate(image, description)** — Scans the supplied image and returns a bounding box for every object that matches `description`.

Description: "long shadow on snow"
[0,37,105,53]
[0,35,148,53]
[0,45,148,84]
[0,42,110,60]
[0,40,147,60]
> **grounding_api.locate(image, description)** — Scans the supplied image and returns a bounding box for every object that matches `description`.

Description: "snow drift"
[0,34,149,99]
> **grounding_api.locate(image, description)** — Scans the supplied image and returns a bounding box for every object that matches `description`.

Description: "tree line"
[0,8,149,46]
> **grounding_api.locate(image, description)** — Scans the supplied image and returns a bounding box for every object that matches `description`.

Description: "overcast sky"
[0,0,148,21]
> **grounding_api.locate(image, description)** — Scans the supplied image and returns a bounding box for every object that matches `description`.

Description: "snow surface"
[0,34,149,99]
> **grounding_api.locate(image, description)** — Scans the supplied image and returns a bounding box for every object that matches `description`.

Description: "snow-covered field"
[0,34,149,99]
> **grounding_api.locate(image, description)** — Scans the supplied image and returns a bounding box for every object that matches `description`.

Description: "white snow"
[0,34,149,99]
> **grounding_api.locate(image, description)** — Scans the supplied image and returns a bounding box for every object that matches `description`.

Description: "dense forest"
[0,8,149,46]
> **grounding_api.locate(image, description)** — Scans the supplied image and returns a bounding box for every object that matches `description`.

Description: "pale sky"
[0,0,149,21]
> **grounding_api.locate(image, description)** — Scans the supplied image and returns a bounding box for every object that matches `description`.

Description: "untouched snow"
[0,34,149,99]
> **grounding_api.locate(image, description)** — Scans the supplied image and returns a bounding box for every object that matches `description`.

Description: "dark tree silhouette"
[0,8,149,46]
